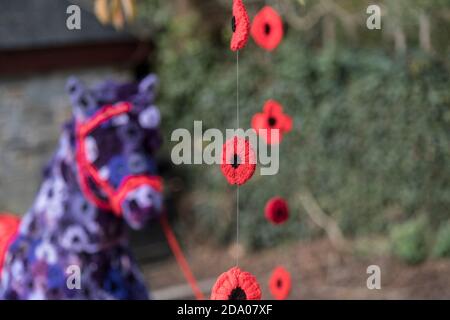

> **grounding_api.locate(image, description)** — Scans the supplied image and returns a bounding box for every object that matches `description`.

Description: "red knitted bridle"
[75,102,204,299]
[75,102,163,216]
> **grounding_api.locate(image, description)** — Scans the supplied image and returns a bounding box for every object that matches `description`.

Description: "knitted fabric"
[210,267,261,300]
[230,0,250,51]
[0,74,163,300]
[251,6,284,51]
[0,215,20,275]
[251,99,293,145]
[220,136,256,186]
[269,266,291,300]
[264,197,289,225]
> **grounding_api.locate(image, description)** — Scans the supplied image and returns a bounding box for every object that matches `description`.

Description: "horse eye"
[79,96,88,108]
[81,202,89,212]
[127,127,137,136]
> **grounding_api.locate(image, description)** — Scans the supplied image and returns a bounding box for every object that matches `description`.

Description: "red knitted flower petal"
[230,0,250,51]
[0,214,21,273]
[251,100,293,145]
[251,6,284,51]
[250,113,267,131]
[221,136,256,185]
[269,266,291,300]
[264,197,289,224]
[281,114,293,132]
[211,267,262,300]
[263,99,283,115]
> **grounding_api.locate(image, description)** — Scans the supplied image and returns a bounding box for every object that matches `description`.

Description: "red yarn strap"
[159,213,205,300]
[76,102,132,213]
[111,175,163,214]
[0,213,21,275]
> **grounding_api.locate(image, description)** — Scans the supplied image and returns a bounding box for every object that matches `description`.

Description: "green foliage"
[155,34,450,250]
[390,216,430,265]
[432,221,450,258]
[138,0,450,252]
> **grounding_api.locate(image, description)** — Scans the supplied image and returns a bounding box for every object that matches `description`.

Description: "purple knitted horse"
[0,74,163,299]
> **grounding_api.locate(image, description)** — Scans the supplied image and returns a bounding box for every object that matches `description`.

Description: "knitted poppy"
[221,136,256,186]
[211,267,261,300]
[251,99,292,144]
[251,6,284,51]
[265,197,289,224]
[0,214,21,273]
[230,0,250,51]
[269,266,291,300]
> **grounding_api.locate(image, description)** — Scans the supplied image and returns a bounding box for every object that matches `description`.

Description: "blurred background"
[0,0,449,299]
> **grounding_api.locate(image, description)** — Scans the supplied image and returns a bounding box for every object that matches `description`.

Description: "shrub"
[138,1,450,251]
[432,221,450,258]
[390,216,430,264]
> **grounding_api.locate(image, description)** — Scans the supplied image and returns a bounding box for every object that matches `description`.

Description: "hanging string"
[160,212,205,300]
[236,50,240,267]
[236,186,240,266]
[237,51,240,129]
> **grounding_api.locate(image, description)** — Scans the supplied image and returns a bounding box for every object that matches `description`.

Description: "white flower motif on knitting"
[61,226,89,252]
[139,106,160,129]
[84,136,98,163]
[98,166,110,181]
[35,241,58,265]
[112,113,129,126]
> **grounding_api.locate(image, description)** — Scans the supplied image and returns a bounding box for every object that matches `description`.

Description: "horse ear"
[66,76,97,121]
[138,74,158,99]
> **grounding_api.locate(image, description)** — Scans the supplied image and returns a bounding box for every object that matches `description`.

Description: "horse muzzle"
[111,175,163,228]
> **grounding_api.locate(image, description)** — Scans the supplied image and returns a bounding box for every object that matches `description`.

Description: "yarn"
[251,6,284,51]
[160,213,205,300]
[76,102,163,217]
[251,99,293,145]
[265,197,289,224]
[269,266,291,300]
[0,75,164,299]
[220,136,256,186]
[0,214,21,276]
[230,0,250,51]
[211,267,261,300]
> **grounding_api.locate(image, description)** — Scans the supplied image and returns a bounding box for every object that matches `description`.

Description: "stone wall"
[0,68,129,215]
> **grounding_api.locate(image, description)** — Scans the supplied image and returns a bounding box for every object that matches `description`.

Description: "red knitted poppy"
[0,214,20,274]
[269,266,291,300]
[230,0,250,51]
[265,197,289,224]
[251,6,284,51]
[220,136,256,186]
[211,267,262,300]
[251,99,292,145]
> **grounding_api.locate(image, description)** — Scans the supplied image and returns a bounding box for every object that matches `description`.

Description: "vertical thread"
[236,50,240,128]
[236,50,240,267]
[236,185,240,266]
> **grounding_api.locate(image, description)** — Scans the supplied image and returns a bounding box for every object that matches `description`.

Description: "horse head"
[66,75,164,230]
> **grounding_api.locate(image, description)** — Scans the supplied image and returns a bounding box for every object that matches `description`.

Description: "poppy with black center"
[264,196,289,225]
[211,267,261,300]
[230,0,250,51]
[220,136,256,186]
[251,6,284,51]
[252,99,293,145]
[269,266,291,300]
